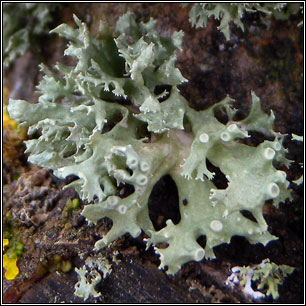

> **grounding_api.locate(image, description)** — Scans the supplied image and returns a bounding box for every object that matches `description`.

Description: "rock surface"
[3,3,303,303]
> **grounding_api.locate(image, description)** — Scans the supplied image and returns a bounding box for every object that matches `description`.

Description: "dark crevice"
[155,242,169,249]
[213,107,229,125]
[63,148,77,158]
[154,85,172,103]
[236,130,273,147]
[135,121,151,140]
[126,167,133,176]
[183,115,192,133]
[240,210,258,223]
[101,112,123,134]
[100,87,130,105]
[206,160,228,189]
[148,175,181,231]
[117,182,135,198]
[196,235,207,249]
[64,174,79,185]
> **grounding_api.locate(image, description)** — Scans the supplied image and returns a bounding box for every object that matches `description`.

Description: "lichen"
[3,254,19,280]
[64,198,81,219]
[3,238,23,281]
[3,104,18,131]
[3,3,60,67]
[226,258,295,300]
[291,134,303,185]
[3,86,28,170]
[3,87,26,135]
[183,3,301,40]
[3,238,9,250]
[46,254,73,273]
[74,255,112,301]
[8,12,293,276]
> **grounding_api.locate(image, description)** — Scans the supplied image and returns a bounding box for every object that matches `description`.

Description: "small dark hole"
[196,235,207,249]
[214,107,229,125]
[63,148,77,158]
[155,242,169,249]
[240,210,258,223]
[64,175,79,185]
[183,115,192,132]
[135,121,151,140]
[148,175,181,231]
[101,112,123,134]
[183,199,188,206]
[126,167,133,176]
[236,130,271,147]
[117,183,135,198]
[206,160,228,189]
[154,85,172,103]
[100,85,129,104]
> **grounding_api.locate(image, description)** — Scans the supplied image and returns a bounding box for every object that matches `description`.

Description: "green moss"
[44,254,73,273]
[3,223,25,259]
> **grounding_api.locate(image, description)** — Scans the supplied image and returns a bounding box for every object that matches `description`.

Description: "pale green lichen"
[226,258,295,300]
[8,13,293,277]
[74,255,112,301]
[291,134,303,185]
[3,3,60,67]
[183,3,301,40]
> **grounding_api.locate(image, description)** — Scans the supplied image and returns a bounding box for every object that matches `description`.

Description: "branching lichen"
[226,259,295,300]
[3,232,24,281]
[8,13,293,279]
[291,134,303,185]
[3,3,60,67]
[74,255,112,301]
[183,3,302,40]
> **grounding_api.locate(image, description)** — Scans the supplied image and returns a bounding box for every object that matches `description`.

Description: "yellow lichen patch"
[3,254,19,280]
[3,87,19,130]
[3,89,27,166]
[66,198,80,210]
[3,238,9,251]
[3,87,27,138]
